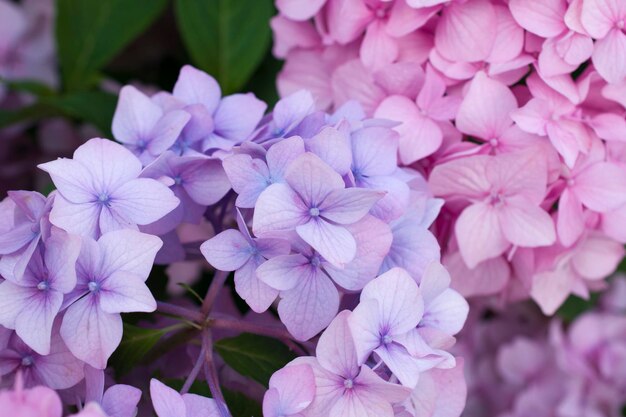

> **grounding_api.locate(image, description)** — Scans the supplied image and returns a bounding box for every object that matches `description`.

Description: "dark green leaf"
[56,0,168,91]
[42,91,117,136]
[2,79,55,96]
[214,333,295,387]
[174,0,273,94]
[110,323,168,376]
[557,292,600,323]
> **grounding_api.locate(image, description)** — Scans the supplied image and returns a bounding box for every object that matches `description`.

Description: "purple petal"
[150,379,186,417]
[0,223,33,255]
[296,220,357,267]
[256,254,311,291]
[15,289,63,355]
[306,126,353,176]
[375,343,422,388]
[234,259,279,313]
[253,183,309,236]
[223,154,270,208]
[173,65,221,113]
[284,153,344,206]
[213,93,267,141]
[273,90,316,134]
[61,296,123,369]
[182,393,220,417]
[178,157,231,205]
[38,159,96,204]
[266,136,306,181]
[351,126,399,177]
[361,268,424,337]
[200,229,252,271]
[49,196,101,239]
[99,271,157,314]
[348,299,385,364]
[98,229,163,280]
[102,385,142,417]
[278,269,339,341]
[112,86,163,146]
[45,231,81,293]
[109,178,180,227]
[146,110,191,157]
[316,311,359,378]
[267,364,315,414]
[319,188,384,225]
[36,328,85,389]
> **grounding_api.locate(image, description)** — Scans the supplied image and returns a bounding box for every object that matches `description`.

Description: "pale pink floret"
[430,150,556,269]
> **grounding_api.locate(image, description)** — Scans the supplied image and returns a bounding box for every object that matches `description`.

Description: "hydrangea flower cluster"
[0,65,468,416]
[272,0,626,314]
[457,277,626,417]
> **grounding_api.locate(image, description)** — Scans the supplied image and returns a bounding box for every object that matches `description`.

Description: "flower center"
[309,207,320,217]
[37,281,49,291]
[310,255,321,268]
[382,334,393,345]
[489,191,504,206]
[173,175,183,186]
[137,139,147,151]
[21,356,34,367]
[97,193,111,207]
[489,138,499,147]
[566,178,575,187]
[88,281,100,293]
[343,379,354,389]
[617,19,625,30]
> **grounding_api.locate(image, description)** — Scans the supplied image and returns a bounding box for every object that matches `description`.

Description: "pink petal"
[591,29,626,85]
[421,288,468,335]
[387,1,438,37]
[486,149,548,204]
[531,267,573,315]
[590,113,626,142]
[429,155,490,200]
[488,5,525,63]
[456,72,517,140]
[348,299,386,364]
[278,269,339,341]
[557,188,585,247]
[418,261,451,305]
[444,251,510,297]
[200,229,251,271]
[411,359,467,417]
[509,0,567,37]
[435,0,497,62]
[374,95,443,164]
[574,162,626,212]
[271,16,321,58]
[581,0,624,38]
[61,296,123,369]
[360,20,398,71]
[455,203,509,268]
[173,65,221,113]
[374,343,422,388]
[499,199,556,247]
[571,234,624,280]
[326,0,372,44]
[296,219,357,267]
[332,59,386,115]
[510,98,551,136]
[276,0,326,21]
[602,205,626,242]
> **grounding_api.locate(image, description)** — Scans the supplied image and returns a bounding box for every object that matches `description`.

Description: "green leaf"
[557,292,600,323]
[165,379,262,417]
[174,0,273,94]
[214,333,295,387]
[1,79,55,96]
[56,0,168,91]
[110,323,169,376]
[42,91,117,137]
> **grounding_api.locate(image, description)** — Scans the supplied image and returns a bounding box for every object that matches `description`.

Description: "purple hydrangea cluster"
[0,65,468,416]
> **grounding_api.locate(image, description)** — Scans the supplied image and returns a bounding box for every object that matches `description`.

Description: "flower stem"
[202,329,231,417]
[180,343,206,395]
[156,301,204,322]
[202,270,229,315]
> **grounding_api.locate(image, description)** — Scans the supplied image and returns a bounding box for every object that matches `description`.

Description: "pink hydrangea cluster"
[0,65,469,416]
[272,0,626,314]
[457,278,626,417]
